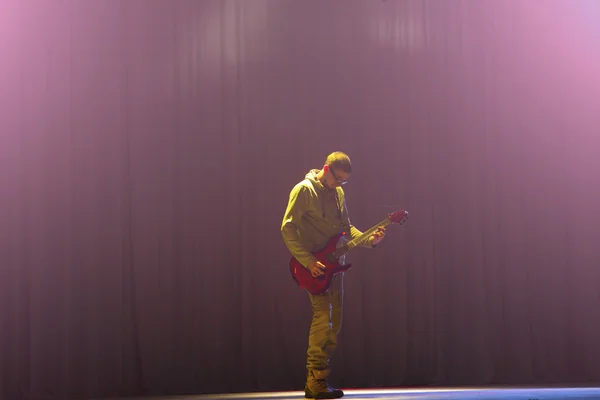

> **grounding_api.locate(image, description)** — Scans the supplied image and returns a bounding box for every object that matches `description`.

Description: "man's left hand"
[369,226,386,246]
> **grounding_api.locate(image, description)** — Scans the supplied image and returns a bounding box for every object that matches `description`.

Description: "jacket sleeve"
[281,185,317,268]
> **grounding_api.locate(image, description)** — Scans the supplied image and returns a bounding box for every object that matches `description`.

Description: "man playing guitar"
[281,151,387,399]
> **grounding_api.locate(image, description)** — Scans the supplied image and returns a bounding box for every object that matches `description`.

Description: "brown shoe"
[304,369,344,399]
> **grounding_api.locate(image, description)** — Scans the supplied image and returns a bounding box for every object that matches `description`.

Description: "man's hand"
[369,226,386,246]
[308,260,327,278]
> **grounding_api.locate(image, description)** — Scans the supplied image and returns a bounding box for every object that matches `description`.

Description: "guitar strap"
[334,190,350,235]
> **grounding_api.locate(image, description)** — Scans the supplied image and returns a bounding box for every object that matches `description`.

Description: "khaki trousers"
[306,272,344,372]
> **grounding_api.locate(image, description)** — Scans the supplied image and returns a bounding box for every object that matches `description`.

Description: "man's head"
[322,151,352,188]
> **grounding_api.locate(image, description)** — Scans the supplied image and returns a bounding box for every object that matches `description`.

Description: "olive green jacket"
[281,169,374,268]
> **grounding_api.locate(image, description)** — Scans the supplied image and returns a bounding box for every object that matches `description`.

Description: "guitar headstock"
[388,209,409,225]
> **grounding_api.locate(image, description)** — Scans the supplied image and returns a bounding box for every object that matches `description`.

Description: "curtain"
[1,1,600,399]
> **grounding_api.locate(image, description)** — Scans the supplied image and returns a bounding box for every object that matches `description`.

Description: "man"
[281,151,386,399]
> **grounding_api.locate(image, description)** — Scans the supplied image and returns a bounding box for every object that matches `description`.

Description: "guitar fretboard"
[332,217,393,259]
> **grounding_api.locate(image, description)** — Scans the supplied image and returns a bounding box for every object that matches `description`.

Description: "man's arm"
[281,185,317,268]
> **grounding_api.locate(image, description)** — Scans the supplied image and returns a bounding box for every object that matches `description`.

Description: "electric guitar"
[289,210,409,295]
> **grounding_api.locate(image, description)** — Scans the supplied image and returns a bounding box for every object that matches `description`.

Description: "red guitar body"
[289,233,352,295]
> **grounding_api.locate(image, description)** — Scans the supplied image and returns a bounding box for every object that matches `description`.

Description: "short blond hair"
[325,151,352,173]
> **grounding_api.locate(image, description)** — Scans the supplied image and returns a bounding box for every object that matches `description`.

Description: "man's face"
[326,166,349,188]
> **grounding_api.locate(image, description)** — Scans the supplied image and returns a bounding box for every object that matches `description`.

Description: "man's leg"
[305,273,344,399]
[326,273,344,363]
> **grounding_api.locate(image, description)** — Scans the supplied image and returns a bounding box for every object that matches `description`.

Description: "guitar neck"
[332,217,392,259]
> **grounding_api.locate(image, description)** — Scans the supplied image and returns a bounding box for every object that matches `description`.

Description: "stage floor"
[109,386,600,400]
